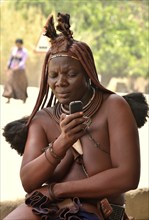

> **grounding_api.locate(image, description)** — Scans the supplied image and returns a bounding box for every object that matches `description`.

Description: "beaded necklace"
[53,88,103,123]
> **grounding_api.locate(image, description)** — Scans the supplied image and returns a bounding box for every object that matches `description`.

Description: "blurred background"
[0,0,148,92]
[0,0,148,201]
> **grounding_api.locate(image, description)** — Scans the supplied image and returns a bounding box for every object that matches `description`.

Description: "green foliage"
[0,0,148,87]
[69,1,148,78]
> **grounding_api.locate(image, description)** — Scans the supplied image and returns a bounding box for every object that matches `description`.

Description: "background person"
[2,38,28,103]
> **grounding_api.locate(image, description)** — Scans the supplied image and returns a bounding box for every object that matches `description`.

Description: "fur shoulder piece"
[123,92,148,128]
[2,92,149,156]
[2,117,29,156]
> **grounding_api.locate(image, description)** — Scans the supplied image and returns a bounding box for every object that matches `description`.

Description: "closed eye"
[48,72,58,78]
[67,72,78,77]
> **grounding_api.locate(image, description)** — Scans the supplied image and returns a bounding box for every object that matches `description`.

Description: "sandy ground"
[0,85,148,201]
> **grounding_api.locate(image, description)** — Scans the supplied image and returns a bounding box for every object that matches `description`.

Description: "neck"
[81,86,93,108]
[53,88,103,123]
[61,86,95,113]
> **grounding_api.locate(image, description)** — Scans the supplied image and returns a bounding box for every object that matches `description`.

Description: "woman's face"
[16,42,23,49]
[48,56,90,106]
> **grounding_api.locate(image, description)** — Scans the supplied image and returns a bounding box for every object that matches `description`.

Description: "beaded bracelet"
[48,142,64,162]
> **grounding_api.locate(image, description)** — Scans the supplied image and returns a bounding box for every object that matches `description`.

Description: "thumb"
[60,113,68,122]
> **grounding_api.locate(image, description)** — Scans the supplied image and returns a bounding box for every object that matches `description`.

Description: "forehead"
[48,56,84,71]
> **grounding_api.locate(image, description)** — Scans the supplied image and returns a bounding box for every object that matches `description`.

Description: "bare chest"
[79,116,112,176]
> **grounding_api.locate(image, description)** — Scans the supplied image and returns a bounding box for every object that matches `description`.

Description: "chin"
[57,98,70,105]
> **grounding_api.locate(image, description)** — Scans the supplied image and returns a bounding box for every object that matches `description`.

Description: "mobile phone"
[69,101,83,114]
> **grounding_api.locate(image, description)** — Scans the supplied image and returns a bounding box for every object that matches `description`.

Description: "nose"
[56,75,68,86]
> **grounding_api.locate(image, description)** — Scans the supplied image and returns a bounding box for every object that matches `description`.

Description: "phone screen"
[69,101,83,114]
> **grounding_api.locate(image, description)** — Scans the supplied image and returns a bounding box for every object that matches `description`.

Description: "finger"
[60,113,67,122]
[61,116,87,134]
[69,117,87,129]
[62,112,85,124]
[60,112,83,122]
[69,123,87,135]
[69,128,86,142]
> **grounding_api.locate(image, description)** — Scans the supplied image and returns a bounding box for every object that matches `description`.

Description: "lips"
[56,92,70,98]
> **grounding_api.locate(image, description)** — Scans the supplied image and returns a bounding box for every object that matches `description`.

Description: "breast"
[83,148,112,176]
[79,119,112,176]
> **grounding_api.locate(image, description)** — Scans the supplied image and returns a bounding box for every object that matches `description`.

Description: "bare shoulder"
[32,107,54,120]
[104,94,138,132]
[104,93,127,104]
[29,107,54,128]
[103,93,130,111]
[102,92,135,121]
[25,107,55,152]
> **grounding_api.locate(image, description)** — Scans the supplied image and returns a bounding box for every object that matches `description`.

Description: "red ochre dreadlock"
[27,12,113,127]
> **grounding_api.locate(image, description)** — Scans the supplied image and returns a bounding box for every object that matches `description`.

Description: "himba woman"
[3,12,147,220]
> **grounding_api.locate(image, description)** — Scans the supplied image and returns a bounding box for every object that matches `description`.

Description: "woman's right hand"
[59,112,88,147]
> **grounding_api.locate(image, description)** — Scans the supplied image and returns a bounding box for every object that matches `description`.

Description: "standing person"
[2,38,28,103]
[3,13,142,220]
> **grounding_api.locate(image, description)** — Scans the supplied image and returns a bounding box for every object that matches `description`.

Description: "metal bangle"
[49,143,63,161]
[48,183,63,202]
[44,149,55,167]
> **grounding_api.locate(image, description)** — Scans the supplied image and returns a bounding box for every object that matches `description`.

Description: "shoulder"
[103,93,129,109]
[12,46,17,50]
[27,108,54,138]
[30,107,54,126]
[22,47,28,54]
[100,93,138,140]
[102,93,133,118]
